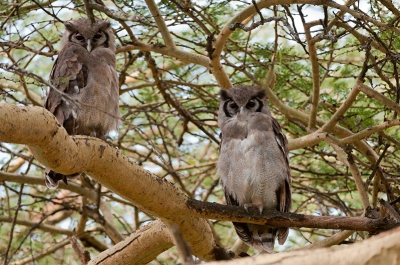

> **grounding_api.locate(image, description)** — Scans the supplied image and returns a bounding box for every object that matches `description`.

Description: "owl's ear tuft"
[64,22,77,32]
[99,21,111,30]
[255,89,266,99]
[220,89,230,101]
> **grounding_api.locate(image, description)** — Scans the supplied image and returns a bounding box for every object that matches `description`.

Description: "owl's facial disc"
[94,32,102,40]
[75,32,84,41]
[74,32,90,51]
[245,98,262,112]
[229,100,238,110]
[73,31,106,52]
[246,99,256,108]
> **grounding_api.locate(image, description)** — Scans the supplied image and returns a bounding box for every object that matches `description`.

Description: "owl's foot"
[91,132,114,146]
[243,203,264,215]
[104,136,114,146]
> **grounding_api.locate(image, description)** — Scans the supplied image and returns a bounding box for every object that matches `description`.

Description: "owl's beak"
[86,39,92,53]
[237,106,246,122]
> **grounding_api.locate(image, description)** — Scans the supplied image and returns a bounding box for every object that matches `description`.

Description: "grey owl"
[44,18,120,189]
[217,85,291,253]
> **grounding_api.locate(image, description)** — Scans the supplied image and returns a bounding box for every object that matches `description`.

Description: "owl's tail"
[250,225,277,253]
[232,222,277,253]
[45,169,80,189]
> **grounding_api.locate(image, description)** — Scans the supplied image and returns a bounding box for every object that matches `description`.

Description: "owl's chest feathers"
[220,142,282,207]
[219,126,284,206]
[68,58,116,98]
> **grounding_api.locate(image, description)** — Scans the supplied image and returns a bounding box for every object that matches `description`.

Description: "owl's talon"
[62,177,69,186]
[243,203,264,215]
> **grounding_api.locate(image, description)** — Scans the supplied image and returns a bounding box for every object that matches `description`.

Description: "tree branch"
[1,103,399,238]
[203,227,400,265]
[186,199,397,232]
[0,102,229,261]
[88,220,173,265]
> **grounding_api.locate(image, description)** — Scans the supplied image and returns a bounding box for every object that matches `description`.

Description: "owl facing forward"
[44,18,120,189]
[217,85,291,253]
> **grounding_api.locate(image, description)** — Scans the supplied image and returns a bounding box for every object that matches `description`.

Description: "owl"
[217,85,291,253]
[44,18,120,189]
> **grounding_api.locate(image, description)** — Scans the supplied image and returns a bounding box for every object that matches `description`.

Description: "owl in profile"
[44,18,120,189]
[217,85,291,253]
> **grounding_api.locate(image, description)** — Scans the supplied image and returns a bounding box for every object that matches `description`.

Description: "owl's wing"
[45,44,88,135]
[218,132,223,151]
[224,192,253,244]
[272,117,292,244]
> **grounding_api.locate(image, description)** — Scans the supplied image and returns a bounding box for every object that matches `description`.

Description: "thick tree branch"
[203,227,400,265]
[2,1,400,263]
[0,102,229,261]
[1,103,399,240]
[88,220,173,265]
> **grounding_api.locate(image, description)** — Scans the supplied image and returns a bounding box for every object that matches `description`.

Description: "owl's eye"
[93,32,102,40]
[75,33,84,41]
[246,100,256,108]
[229,101,238,109]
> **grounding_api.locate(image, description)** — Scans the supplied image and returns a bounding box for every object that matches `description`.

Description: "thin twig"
[31,0,63,23]
[170,225,194,265]
[364,144,390,189]
[70,236,91,265]
[83,0,96,25]
[4,184,24,265]
[379,199,400,221]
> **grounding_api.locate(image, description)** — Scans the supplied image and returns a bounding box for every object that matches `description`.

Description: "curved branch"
[3,103,399,258]
[339,119,400,145]
[0,102,229,261]
[117,43,209,68]
[304,22,320,130]
[203,227,400,265]
[319,81,361,132]
[357,83,400,114]
[88,220,173,265]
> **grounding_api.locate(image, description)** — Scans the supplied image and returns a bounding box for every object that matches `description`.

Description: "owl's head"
[62,18,115,53]
[218,85,271,121]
